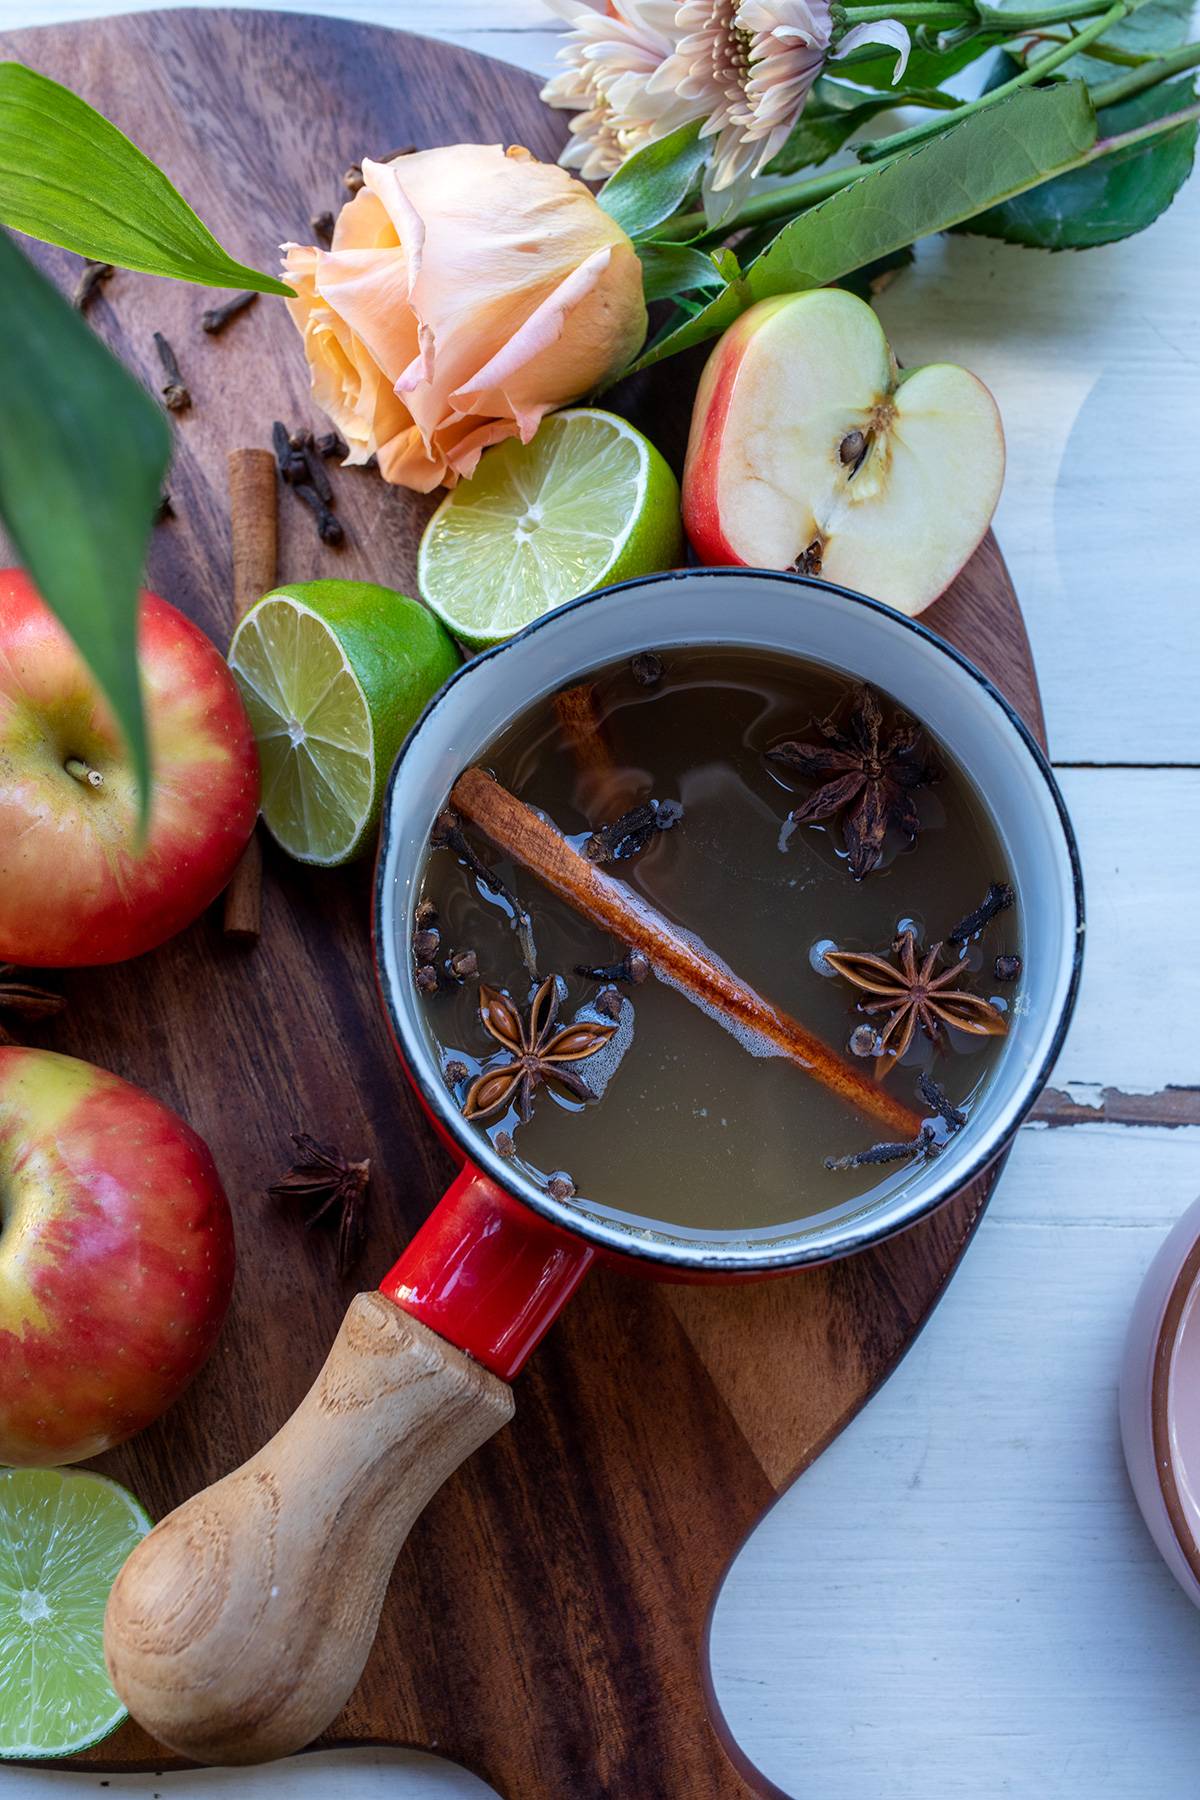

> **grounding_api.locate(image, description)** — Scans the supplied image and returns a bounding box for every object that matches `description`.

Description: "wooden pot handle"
[103,1291,514,1765]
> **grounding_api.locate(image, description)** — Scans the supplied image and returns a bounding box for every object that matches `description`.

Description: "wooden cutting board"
[0,12,1045,1795]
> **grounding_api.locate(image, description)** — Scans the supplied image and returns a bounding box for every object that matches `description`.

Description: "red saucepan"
[103,570,1083,1763]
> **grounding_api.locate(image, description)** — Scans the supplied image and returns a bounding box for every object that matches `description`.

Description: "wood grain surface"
[0,12,1044,1795]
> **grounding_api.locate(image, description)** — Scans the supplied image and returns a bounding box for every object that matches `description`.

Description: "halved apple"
[682,288,1005,616]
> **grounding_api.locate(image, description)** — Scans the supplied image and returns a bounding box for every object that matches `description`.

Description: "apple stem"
[65,758,103,790]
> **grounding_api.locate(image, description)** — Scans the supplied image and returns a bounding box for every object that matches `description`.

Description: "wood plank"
[0,12,1042,1793]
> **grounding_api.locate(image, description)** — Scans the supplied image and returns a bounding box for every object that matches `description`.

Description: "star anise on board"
[767,684,935,878]
[0,967,66,1045]
[462,978,618,1125]
[825,929,1007,1077]
[268,1133,370,1277]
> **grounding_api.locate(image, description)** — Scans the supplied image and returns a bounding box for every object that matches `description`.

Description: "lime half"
[418,408,684,649]
[229,581,460,866]
[0,1467,150,1759]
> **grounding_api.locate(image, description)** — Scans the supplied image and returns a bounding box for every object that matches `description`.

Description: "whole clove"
[849,1024,877,1057]
[292,431,333,504]
[430,809,536,976]
[575,949,649,986]
[495,1131,516,1158]
[73,259,113,311]
[546,1171,576,1201]
[631,651,665,687]
[448,948,478,982]
[311,210,335,246]
[343,162,365,194]
[947,882,1014,946]
[995,954,1022,981]
[201,291,258,335]
[294,482,344,547]
[825,1126,935,1171]
[272,420,309,486]
[415,898,438,928]
[917,1071,967,1131]
[415,965,441,995]
[585,798,682,864]
[595,988,624,1021]
[154,332,191,412]
[444,1059,469,1088]
[412,928,440,964]
[317,430,349,460]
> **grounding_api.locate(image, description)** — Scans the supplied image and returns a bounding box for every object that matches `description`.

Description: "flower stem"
[1090,37,1200,107]
[857,0,1133,161]
[835,3,971,21]
[653,163,877,241]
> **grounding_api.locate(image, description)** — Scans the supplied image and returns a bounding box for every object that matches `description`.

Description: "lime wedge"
[0,1467,150,1759]
[417,408,684,649]
[229,581,460,866]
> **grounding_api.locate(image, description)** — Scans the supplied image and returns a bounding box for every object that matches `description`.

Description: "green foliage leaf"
[636,241,726,301]
[622,80,1098,376]
[957,74,1198,246]
[764,78,957,175]
[0,230,170,810]
[0,63,289,293]
[833,29,1007,93]
[598,120,709,240]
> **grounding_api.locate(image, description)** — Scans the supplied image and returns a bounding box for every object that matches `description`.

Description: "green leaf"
[833,29,1008,92]
[765,78,957,174]
[635,241,726,302]
[620,81,1097,376]
[957,73,1198,245]
[0,63,290,293]
[598,120,708,239]
[0,230,170,813]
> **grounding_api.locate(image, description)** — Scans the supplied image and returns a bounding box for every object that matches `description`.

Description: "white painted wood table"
[4,4,1200,1794]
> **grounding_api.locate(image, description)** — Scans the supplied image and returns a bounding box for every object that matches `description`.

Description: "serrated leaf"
[598,120,708,240]
[957,75,1198,247]
[620,81,1098,377]
[635,241,726,301]
[0,230,169,814]
[0,63,290,293]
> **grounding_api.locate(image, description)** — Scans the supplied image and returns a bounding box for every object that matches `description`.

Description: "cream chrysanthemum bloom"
[540,0,696,180]
[649,0,832,197]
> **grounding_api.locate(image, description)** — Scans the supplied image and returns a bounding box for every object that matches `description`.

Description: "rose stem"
[222,448,276,943]
[450,767,924,1139]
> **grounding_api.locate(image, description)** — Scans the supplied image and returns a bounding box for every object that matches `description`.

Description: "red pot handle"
[380,1163,596,1379]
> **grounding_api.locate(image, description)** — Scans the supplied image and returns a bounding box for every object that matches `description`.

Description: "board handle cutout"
[103,1291,513,1765]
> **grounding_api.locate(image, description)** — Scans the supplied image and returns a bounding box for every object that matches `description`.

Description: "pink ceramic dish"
[1120,1194,1200,1607]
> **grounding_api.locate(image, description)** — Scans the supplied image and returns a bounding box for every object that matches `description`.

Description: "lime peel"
[0,1467,150,1759]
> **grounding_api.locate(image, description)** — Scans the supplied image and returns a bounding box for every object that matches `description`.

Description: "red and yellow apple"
[682,288,1005,616]
[0,569,260,966]
[0,1046,236,1466]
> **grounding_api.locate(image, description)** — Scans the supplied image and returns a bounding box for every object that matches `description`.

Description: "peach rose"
[282,143,647,492]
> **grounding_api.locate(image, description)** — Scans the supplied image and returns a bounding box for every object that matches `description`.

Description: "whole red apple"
[0,1046,236,1466]
[0,569,260,965]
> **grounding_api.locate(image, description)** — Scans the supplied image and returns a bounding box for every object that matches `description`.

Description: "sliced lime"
[229,581,460,866]
[417,408,684,649]
[0,1467,150,1759]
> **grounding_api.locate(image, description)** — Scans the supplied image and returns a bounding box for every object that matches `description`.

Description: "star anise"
[462,977,618,1125]
[268,1133,370,1277]
[767,684,934,878]
[0,966,66,1045]
[824,929,1006,1076]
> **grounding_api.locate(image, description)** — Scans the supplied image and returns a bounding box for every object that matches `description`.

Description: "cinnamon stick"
[449,767,924,1140]
[224,448,277,942]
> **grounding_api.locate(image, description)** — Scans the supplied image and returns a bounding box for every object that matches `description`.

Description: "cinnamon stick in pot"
[223,448,276,942]
[448,767,924,1140]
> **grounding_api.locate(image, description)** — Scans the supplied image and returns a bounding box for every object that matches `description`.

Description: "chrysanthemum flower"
[540,0,697,180]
